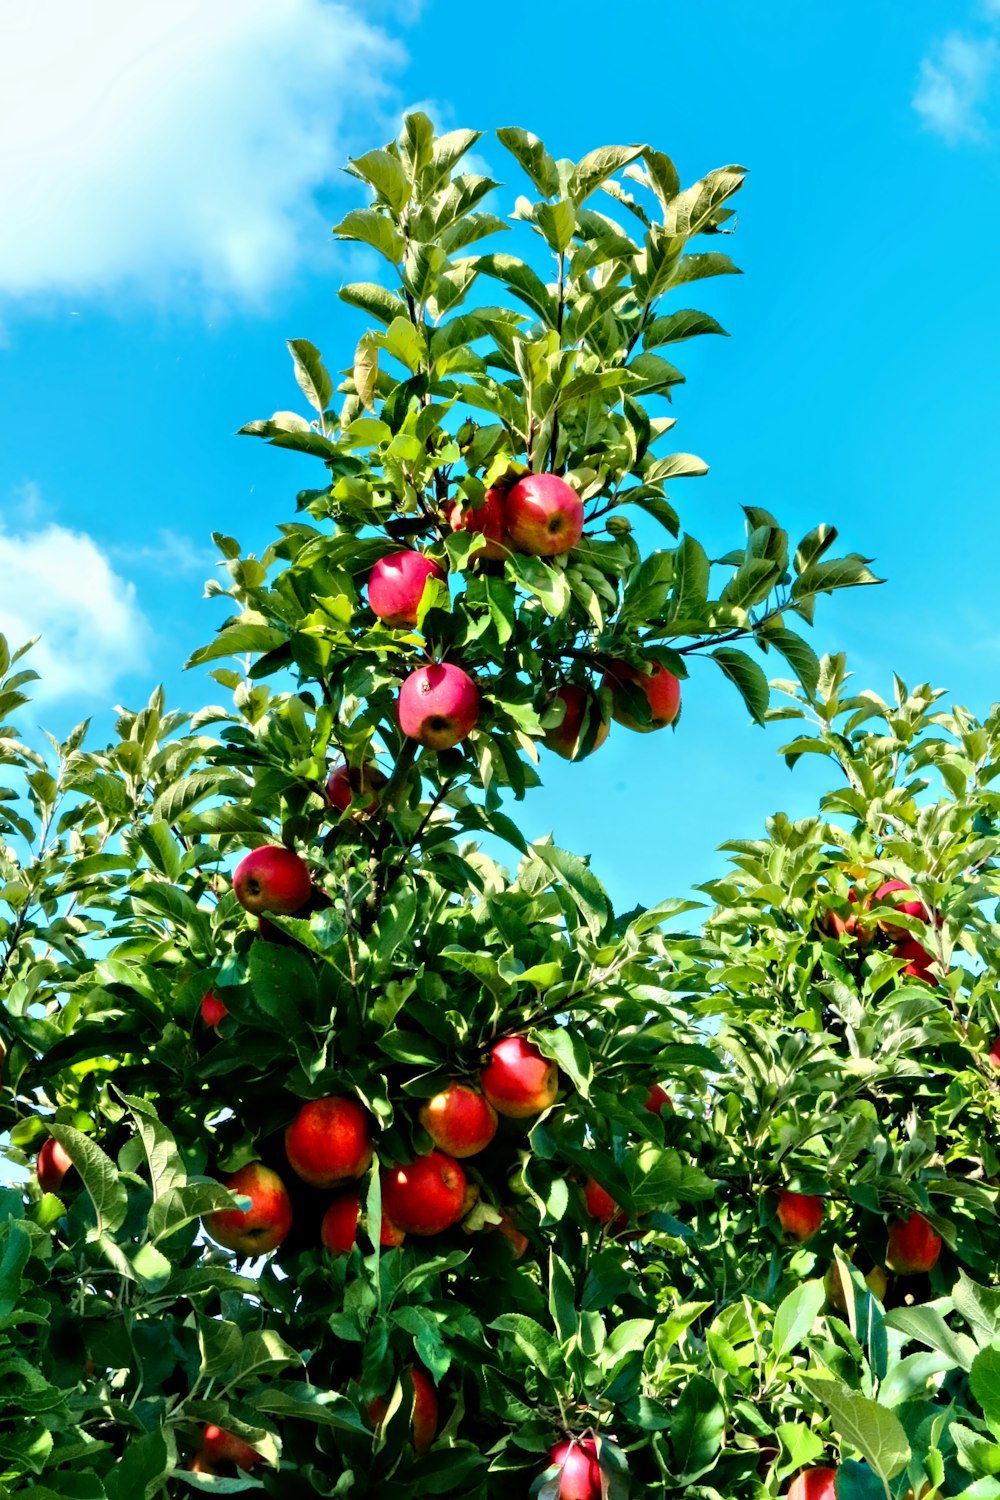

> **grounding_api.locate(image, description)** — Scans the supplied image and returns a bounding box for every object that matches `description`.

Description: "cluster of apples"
[360,469,681,759]
[775,1187,943,1295]
[823,876,942,984]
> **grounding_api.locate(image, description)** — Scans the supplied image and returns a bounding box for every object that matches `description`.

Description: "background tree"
[7,117,991,1500]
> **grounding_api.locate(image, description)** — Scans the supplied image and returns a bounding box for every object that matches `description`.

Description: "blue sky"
[3,0,1000,912]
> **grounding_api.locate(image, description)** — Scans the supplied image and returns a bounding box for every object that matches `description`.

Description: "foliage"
[2,116,995,1500]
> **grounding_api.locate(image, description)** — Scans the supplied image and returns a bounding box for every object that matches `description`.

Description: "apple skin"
[868,879,931,938]
[989,1036,1000,1069]
[481,1036,559,1119]
[446,488,507,561]
[601,659,681,732]
[787,1468,838,1500]
[200,990,228,1028]
[644,1083,672,1116]
[419,1083,498,1158]
[583,1176,626,1231]
[368,551,446,628]
[233,845,312,916]
[398,663,479,750]
[887,1211,942,1275]
[776,1190,824,1243]
[326,761,388,816]
[285,1097,373,1189]
[37,1136,74,1194]
[893,938,938,985]
[491,1208,530,1259]
[506,473,584,557]
[549,1437,602,1500]
[199,1425,261,1473]
[204,1162,293,1255]
[542,684,610,762]
[320,1185,406,1253]
[381,1151,467,1235]
[368,1367,439,1454]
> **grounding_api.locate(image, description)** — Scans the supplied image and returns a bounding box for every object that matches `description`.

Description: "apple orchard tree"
[4,117,999,1500]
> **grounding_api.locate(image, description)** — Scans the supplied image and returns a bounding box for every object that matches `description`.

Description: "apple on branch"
[200,990,228,1028]
[203,1162,292,1255]
[547,1436,603,1500]
[786,1468,837,1500]
[418,1082,498,1157]
[542,683,610,761]
[505,473,584,557]
[381,1150,466,1235]
[886,1210,942,1274]
[481,1036,559,1118]
[398,662,479,750]
[326,760,388,816]
[320,1184,405,1253]
[445,487,507,560]
[367,550,446,628]
[368,1366,438,1454]
[194,1426,261,1475]
[602,659,681,732]
[233,845,312,916]
[285,1096,374,1189]
[37,1136,74,1194]
[775,1190,824,1243]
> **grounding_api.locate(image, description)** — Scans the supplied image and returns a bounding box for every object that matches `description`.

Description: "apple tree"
[0,115,962,1500]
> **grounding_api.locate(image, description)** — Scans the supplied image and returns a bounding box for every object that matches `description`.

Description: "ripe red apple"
[419,1083,498,1158]
[381,1151,466,1235]
[506,473,584,557]
[886,1211,942,1275]
[398,662,479,749]
[776,1190,824,1243]
[787,1467,837,1500]
[548,1437,602,1500]
[320,1185,405,1253]
[204,1163,292,1255]
[490,1208,530,1259]
[326,760,388,816]
[481,1036,559,1118]
[644,1083,672,1115]
[233,845,312,916]
[602,659,681,732]
[368,1367,439,1454]
[893,937,938,984]
[542,684,610,761]
[868,879,931,938]
[198,1425,261,1473]
[368,551,446,628]
[446,488,507,561]
[285,1096,373,1189]
[583,1176,626,1231]
[37,1136,74,1194]
[200,990,228,1028]
[989,1036,1000,1069]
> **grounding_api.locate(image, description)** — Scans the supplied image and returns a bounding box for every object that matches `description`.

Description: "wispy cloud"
[0,0,405,306]
[0,517,151,703]
[913,30,999,143]
[113,529,217,576]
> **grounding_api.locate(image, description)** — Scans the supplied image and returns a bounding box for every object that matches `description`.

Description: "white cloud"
[113,528,216,576]
[0,521,150,702]
[913,31,999,142]
[0,0,404,303]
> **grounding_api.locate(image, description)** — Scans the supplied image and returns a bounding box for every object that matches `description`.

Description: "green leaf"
[798,1376,910,1484]
[972,1347,1000,1430]
[535,1027,592,1098]
[711,648,769,725]
[287,338,333,413]
[770,1278,825,1364]
[339,281,407,326]
[760,628,821,696]
[671,251,742,286]
[570,144,644,203]
[238,1329,303,1381]
[953,1271,1000,1349]
[49,1124,127,1239]
[105,1428,172,1500]
[349,148,410,211]
[670,1375,725,1482]
[475,253,558,325]
[643,309,728,348]
[332,208,404,265]
[496,127,560,196]
[490,1314,564,1379]
[530,843,610,938]
[246,1384,369,1434]
[118,1092,186,1201]
[882,1305,978,1370]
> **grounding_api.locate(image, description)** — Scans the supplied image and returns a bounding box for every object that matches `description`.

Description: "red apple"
[644,1083,672,1116]
[326,760,388,816]
[398,662,479,749]
[886,1211,942,1275]
[233,845,312,916]
[989,1036,1000,1069]
[776,1190,824,1243]
[583,1175,626,1230]
[542,684,610,761]
[893,937,938,984]
[868,879,931,938]
[320,1185,405,1252]
[419,1083,498,1158]
[506,473,584,557]
[198,1425,261,1473]
[368,1367,438,1454]
[446,488,507,561]
[37,1136,74,1194]
[549,1437,602,1500]
[787,1468,837,1500]
[490,1208,530,1259]
[200,990,228,1028]
[481,1036,559,1118]
[368,551,446,628]
[381,1151,466,1235]
[285,1096,373,1189]
[602,659,681,732]
[204,1162,292,1255]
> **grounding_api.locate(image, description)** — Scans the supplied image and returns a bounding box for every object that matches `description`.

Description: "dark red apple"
[320,1185,405,1252]
[886,1211,942,1274]
[198,1425,261,1473]
[285,1096,373,1189]
[548,1436,602,1500]
[787,1468,837,1500]
[233,845,312,916]
[446,488,507,561]
[602,659,681,732]
[644,1083,672,1115]
[200,990,228,1027]
[398,662,479,749]
[368,551,446,628]
[542,684,610,761]
[37,1136,74,1194]
[893,937,938,984]
[776,1190,824,1243]
[368,1367,438,1454]
[419,1083,498,1158]
[381,1151,466,1235]
[481,1036,559,1118]
[583,1175,626,1230]
[326,760,388,816]
[203,1163,292,1255]
[868,879,931,938]
[506,473,584,557]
